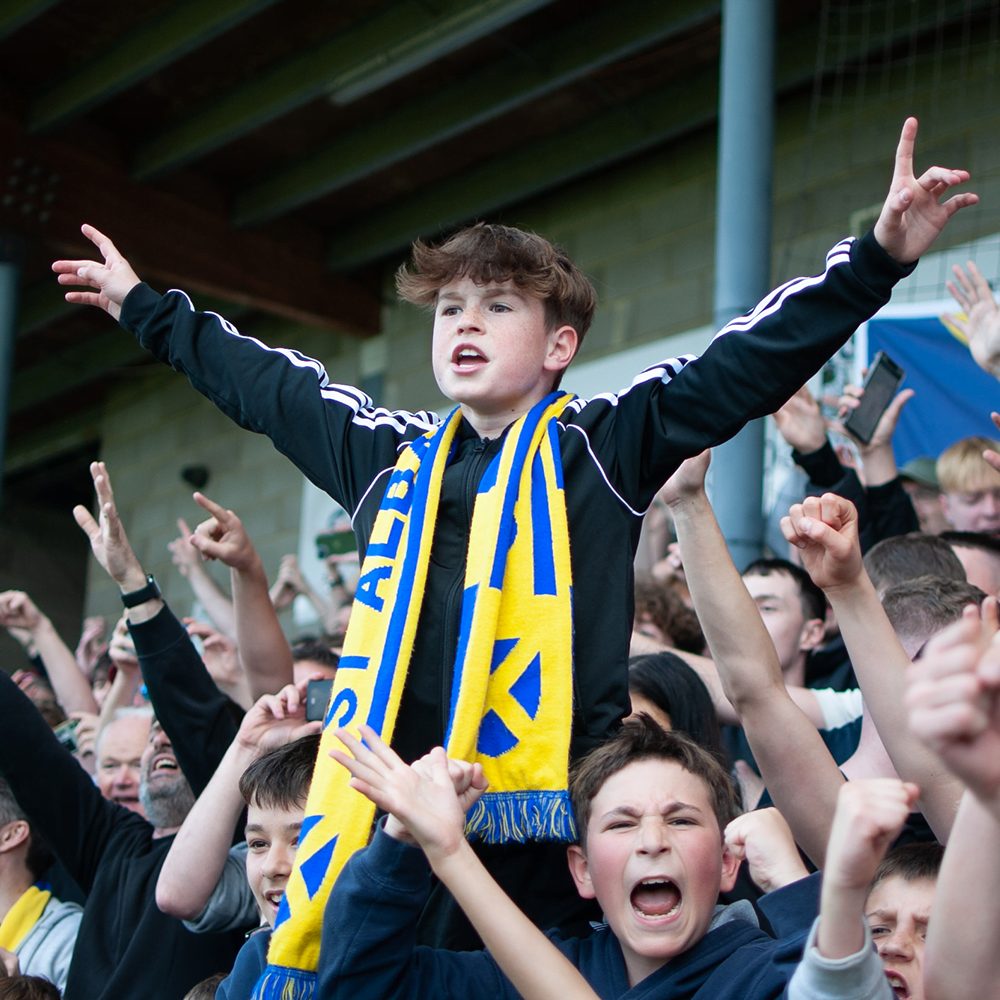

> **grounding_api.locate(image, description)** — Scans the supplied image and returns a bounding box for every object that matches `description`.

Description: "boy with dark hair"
[215,731,320,1000]
[0,977,62,1000]
[788,780,938,1000]
[54,120,973,971]
[238,735,319,929]
[323,716,820,998]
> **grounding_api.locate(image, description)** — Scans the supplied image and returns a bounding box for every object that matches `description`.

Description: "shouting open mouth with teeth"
[630,878,682,921]
[451,344,487,371]
[884,970,910,999]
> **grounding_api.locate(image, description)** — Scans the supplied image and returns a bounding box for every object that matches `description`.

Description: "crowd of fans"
[1,119,999,998]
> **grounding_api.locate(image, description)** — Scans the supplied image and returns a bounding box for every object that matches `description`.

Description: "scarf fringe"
[466,790,577,844]
[250,966,316,1000]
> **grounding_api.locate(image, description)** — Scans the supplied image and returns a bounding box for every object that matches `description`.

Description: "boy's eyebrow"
[866,907,931,923]
[244,821,304,834]
[599,800,702,821]
[438,285,525,302]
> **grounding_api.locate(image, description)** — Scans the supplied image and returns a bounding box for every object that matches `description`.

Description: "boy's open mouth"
[884,970,909,999]
[264,889,284,910]
[451,345,487,370]
[630,878,681,919]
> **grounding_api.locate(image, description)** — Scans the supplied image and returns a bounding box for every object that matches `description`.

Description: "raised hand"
[52,224,142,321]
[659,450,711,508]
[873,117,978,264]
[825,779,918,892]
[332,725,487,859]
[75,615,107,676]
[0,591,44,634]
[168,518,204,578]
[772,385,829,455]
[73,461,145,590]
[833,383,915,454]
[945,261,1000,377]
[781,493,863,593]
[185,619,241,684]
[236,680,321,755]
[108,613,140,674]
[906,605,1000,813]
[269,554,306,610]
[724,807,809,893]
[188,493,260,573]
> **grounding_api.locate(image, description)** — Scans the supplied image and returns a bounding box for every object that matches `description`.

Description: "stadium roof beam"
[132,0,554,180]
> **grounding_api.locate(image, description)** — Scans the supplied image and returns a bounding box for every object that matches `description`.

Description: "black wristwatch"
[120,573,161,608]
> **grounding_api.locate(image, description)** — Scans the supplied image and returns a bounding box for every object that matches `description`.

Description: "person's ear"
[566,843,597,899]
[545,325,579,373]
[0,820,29,855]
[799,617,826,652]
[719,840,741,893]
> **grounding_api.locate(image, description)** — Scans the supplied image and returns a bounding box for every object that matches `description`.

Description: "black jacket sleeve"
[568,232,915,511]
[119,283,437,515]
[128,603,243,798]
[0,671,142,891]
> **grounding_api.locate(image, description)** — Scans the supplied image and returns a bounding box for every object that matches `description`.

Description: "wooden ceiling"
[1,0,988,470]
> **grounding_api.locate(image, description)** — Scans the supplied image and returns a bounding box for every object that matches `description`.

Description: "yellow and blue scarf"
[252,392,577,998]
[0,884,51,953]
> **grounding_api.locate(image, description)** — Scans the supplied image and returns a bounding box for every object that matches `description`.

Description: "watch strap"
[121,573,161,608]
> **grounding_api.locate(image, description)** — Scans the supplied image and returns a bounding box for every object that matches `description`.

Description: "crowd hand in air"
[52,225,141,322]
[872,117,977,265]
[332,725,487,861]
[945,261,1000,378]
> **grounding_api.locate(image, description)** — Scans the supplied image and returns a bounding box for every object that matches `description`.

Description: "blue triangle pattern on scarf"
[509,651,541,720]
[273,892,292,930]
[477,709,518,757]
[299,814,322,843]
[490,637,518,674]
[299,834,339,900]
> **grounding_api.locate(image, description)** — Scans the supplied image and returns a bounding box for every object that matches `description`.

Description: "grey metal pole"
[0,234,23,508]
[708,0,775,570]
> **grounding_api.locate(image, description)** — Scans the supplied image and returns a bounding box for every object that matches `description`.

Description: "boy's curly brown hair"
[396,223,597,348]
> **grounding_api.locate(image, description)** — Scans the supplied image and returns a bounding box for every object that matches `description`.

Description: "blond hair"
[936,436,1000,493]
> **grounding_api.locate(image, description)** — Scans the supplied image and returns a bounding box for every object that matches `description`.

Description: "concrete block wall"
[84,322,357,624]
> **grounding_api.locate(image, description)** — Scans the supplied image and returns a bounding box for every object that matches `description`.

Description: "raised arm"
[605,118,975,508]
[53,226,430,514]
[782,494,965,840]
[168,517,237,639]
[787,779,914,1000]
[187,493,294,699]
[74,461,242,795]
[663,452,846,865]
[0,591,98,715]
[332,726,598,1000]
[157,680,319,922]
[906,612,1000,1000]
